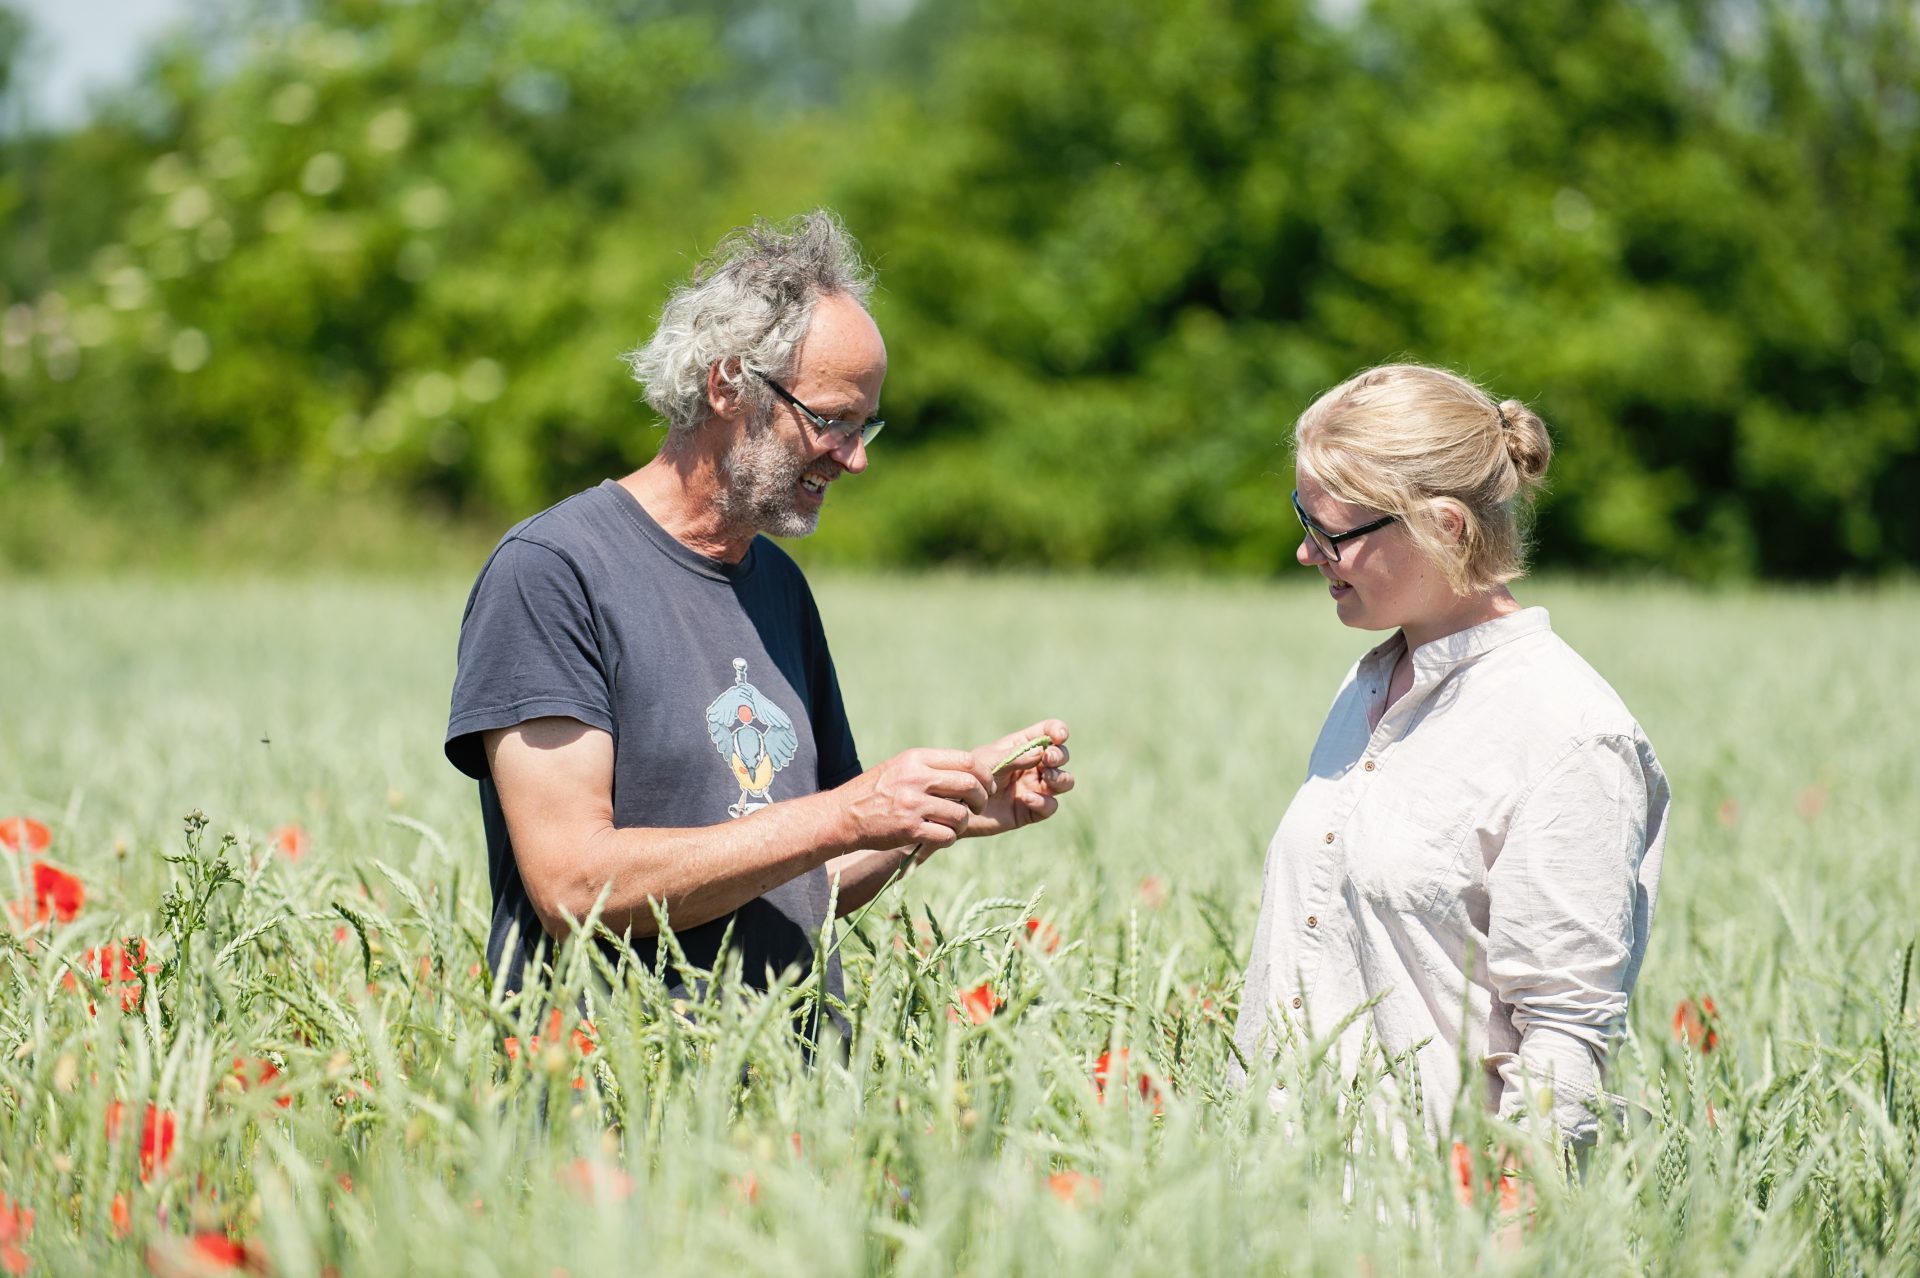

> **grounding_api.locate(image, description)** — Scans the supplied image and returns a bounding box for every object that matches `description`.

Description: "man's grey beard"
[717,416,819,539]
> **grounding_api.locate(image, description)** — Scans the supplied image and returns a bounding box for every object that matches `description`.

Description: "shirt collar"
[600,478,759,583]
[1359,606,1553,679]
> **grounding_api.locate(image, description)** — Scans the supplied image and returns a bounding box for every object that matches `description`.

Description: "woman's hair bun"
[1498,399,1552,490]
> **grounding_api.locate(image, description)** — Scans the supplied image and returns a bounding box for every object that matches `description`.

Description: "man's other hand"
[967,721,1074,838]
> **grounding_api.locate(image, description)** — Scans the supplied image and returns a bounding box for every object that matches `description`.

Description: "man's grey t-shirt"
[445,479,861,1011]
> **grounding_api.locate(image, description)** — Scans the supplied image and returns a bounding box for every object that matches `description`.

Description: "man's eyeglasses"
[1292,490,1396,563]
[757,374,885,447]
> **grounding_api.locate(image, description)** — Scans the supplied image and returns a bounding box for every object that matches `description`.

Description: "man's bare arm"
[822,845,930,918]
[484,717,991,940]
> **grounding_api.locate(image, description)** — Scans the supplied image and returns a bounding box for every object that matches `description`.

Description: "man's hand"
[822,729,1069,916]
[839,749,994,851]
[965,720,1074,839]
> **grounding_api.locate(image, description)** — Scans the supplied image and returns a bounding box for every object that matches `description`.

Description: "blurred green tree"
[1,0,1914,577]
[0,0,863,552]
[817,0,1918,577]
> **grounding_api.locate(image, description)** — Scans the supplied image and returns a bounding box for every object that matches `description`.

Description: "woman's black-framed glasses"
[1291,490,1396,563]
[757,373,885,447]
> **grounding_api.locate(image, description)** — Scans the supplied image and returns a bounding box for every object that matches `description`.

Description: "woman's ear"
[1431,497,1468,546]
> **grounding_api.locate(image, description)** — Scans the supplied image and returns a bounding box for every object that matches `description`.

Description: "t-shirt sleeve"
[444,536,613,780]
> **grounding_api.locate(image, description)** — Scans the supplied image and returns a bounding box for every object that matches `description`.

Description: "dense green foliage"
[2,0,1916,576]
[1,574,1918,1272]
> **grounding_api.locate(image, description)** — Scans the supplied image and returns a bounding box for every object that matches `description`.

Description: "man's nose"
[831,431,869,474]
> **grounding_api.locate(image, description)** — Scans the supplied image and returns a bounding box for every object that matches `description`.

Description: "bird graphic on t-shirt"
[704,658,799,818]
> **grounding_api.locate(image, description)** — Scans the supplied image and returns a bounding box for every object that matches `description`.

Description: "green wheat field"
[2,573,1916,1276]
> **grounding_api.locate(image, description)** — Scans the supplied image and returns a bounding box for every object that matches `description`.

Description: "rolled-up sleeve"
[1486,734,1649,1142]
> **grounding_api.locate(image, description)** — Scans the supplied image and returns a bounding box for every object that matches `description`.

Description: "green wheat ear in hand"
[993,735,1055,773]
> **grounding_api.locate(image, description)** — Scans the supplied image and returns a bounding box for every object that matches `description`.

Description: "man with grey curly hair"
[446,209,1073,1043]
[621,209,879,540]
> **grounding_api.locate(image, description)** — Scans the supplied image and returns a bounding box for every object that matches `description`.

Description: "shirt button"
[1324,832,1335,844]
[1363,759,1376,772]
[1290,996,1303,1009]
[1306,915,1317,928]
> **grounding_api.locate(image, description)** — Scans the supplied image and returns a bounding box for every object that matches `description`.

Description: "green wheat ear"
[993,735,1055,773]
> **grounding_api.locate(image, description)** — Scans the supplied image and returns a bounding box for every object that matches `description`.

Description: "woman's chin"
[1333,595,1400,634]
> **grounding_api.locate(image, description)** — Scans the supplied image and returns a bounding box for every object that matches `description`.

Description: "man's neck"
[619,449,757,563]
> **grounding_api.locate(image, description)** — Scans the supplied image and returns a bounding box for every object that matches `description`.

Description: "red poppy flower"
[233,1058,292,1109]
[142,1106,178,1181]
[1673,996,1719,1051]
[1046,1171,1100,1203]
[1450,1141,1523,1214]
[1093,1049,1164,1114]
[0,1193,32,1271]
[560,1158,635,1202]
[271,825,309,861]
[1450,1140,1474,1204]
[0,1197,29,1254]
[950,982,1002,1025]
[107,1104,176,1182]
[10,861,84,926]
[0,817,50,855]
[145,1233,269,1276]
[503,1010,594,1088]
[65,939,155,1014]
[110,1193,132,1239]
[190,1235,258,1268]
[1022,918,1062,954]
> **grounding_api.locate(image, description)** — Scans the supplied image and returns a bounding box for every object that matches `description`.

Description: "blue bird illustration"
[704,658,799,817]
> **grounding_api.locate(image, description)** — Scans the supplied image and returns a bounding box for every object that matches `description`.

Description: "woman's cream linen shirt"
[1229,608,1669,1144]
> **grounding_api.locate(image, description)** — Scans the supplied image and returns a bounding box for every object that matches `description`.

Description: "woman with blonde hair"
[1230,363,1669,1148]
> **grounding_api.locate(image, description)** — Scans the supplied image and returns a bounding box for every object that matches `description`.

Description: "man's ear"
[706,358,747,424]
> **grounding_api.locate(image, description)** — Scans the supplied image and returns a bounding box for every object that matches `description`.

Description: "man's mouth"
[799,470,833,498]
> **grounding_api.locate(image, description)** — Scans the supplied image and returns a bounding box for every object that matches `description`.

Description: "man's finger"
[1021,794,1059,821]
[917,822,962,849]
[923,797,974,830]
[923,767,989,803]
[915,748,996,788]
[984,720,1068,764]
